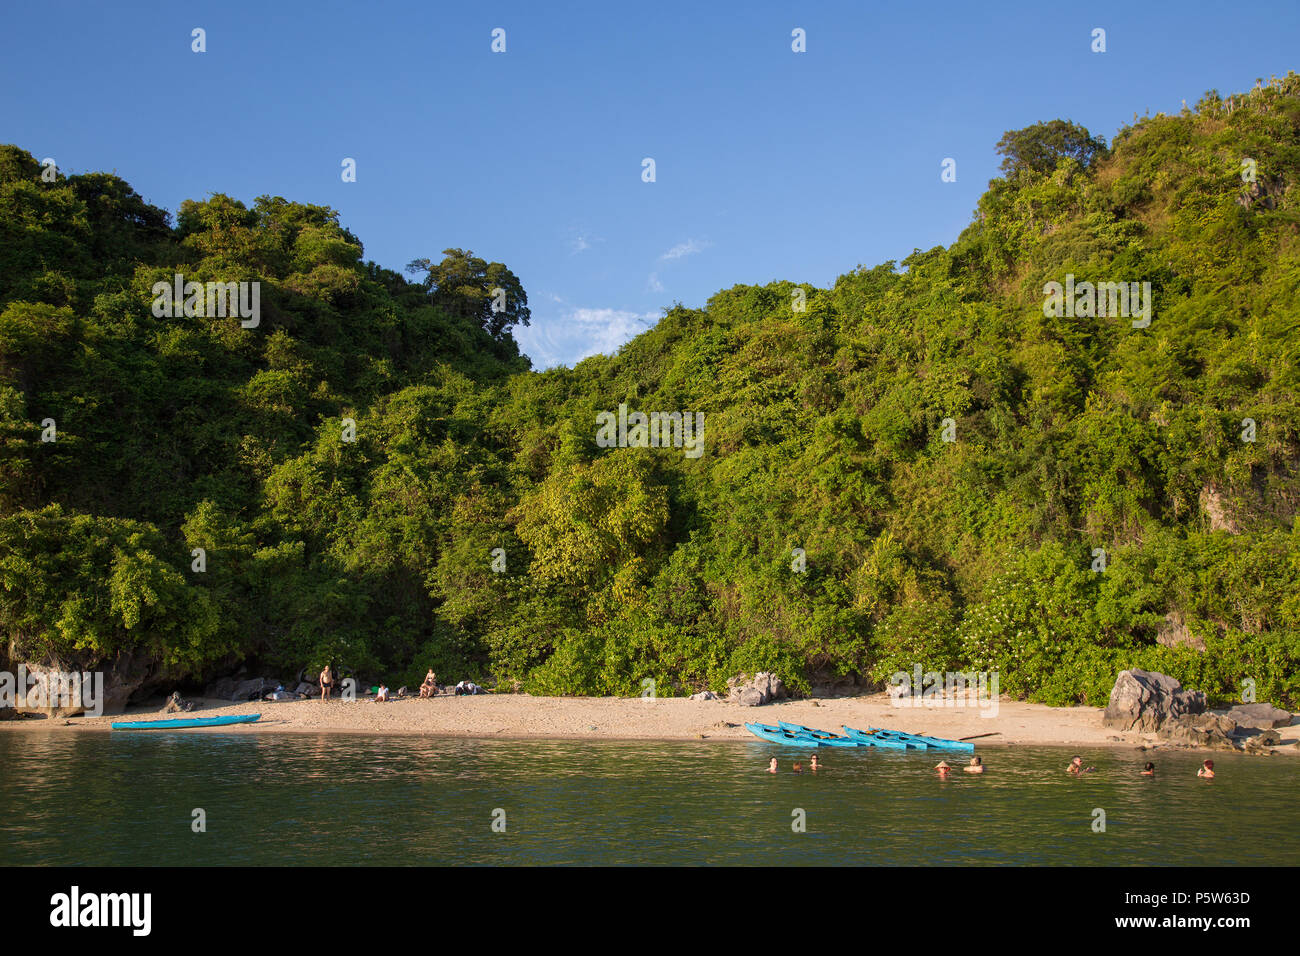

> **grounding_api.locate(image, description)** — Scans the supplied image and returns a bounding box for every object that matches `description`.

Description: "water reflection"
[0,732,1295,866]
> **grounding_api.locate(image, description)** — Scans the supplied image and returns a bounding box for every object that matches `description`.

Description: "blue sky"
[3,1,1297,368]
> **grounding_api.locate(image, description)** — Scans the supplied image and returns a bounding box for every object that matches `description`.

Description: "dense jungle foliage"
[3,75,1299,707]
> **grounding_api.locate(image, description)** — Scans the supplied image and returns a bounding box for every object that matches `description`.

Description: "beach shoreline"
[3,691,1297,753]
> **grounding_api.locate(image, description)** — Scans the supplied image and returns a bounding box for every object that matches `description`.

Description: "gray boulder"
[1157,714,1238,751]
[727,671,788,706]
[1242,729,1282,753]
[161,692,196,714]
[1226,703,1292,730]
[1103,669,1207,732]
[689,690,718,701]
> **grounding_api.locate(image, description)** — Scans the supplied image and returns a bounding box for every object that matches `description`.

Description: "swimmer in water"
[1141,762,1155,776]
[935,760,952,779]
[963,756,984,774]
[810,754,821,772]
[1198,759,1215,779]
[1066,755,1094,774]
[792,762,803,774]
[768,758,778,774]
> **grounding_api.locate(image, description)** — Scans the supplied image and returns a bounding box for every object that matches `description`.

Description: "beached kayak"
[745,722,825,746]
[842,725,973,752]
[110,714,261,731]
[775,721,868,747]
[867,727,975,752]
[853,728,932,749]
[821,725,909,749]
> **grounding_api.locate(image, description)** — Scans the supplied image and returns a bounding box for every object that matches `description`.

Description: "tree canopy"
[2,73,1299,710]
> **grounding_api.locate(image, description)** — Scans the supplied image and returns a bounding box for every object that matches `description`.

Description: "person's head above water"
[970,756,981,766]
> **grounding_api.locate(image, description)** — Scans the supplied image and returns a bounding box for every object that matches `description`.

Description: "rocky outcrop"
[13,663,90,717]
[727,672,787,707]
[1199,484,1240,533]
[689,690,718,701]
[1241,729,1282,753]
[1226,703,1292,730]
[161,692,196,714]
[1154,612,1206,653]
[12,649,155,716]
[1157,713,1240,751]
[1103,669,1207,732]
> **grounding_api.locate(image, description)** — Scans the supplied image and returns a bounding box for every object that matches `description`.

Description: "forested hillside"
[3,74,1299,708]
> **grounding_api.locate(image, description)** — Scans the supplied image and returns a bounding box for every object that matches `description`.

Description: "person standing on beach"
[1198,760,1215,778]
[319,664,334,702]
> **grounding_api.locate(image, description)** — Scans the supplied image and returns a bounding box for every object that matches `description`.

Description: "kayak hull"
[866,727,974,752]
[745,722,825,747]
[832,728,915,749]
[776,721,868,747]
[844,725,974,752]
[111,714,261,731]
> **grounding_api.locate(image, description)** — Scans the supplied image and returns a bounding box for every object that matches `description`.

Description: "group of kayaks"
[746,721,974,752]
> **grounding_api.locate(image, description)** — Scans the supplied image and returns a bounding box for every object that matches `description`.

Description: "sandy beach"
[3,691,1298,753]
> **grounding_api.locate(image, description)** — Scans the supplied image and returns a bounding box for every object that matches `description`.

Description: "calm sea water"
[1,731,1295,866]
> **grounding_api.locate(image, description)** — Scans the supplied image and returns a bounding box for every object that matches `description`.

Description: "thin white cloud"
[646,272,664,292]
[515,306,659,370]
[567,230,601,255]
[660,238,711,261]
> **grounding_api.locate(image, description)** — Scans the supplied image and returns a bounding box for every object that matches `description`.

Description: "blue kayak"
[866,727,975,752]
[745,722,825,747]
[831,726,912,750]
[776,721,868,747]
[111,714,261,731]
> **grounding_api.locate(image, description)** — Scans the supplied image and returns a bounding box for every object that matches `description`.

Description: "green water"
[1,732,1296,865]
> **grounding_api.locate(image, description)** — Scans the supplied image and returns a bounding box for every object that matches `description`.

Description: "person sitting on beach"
[1141,762,1155,776]
[454,680,484,696]
[768,758,778,774]
[376,684,389,702]
[319,665,334,702]
[1198,759,1215,778]
[963,756,984,774]
[935,760,952,779]
[419,670,437,698]
[1066,755,1094,774]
